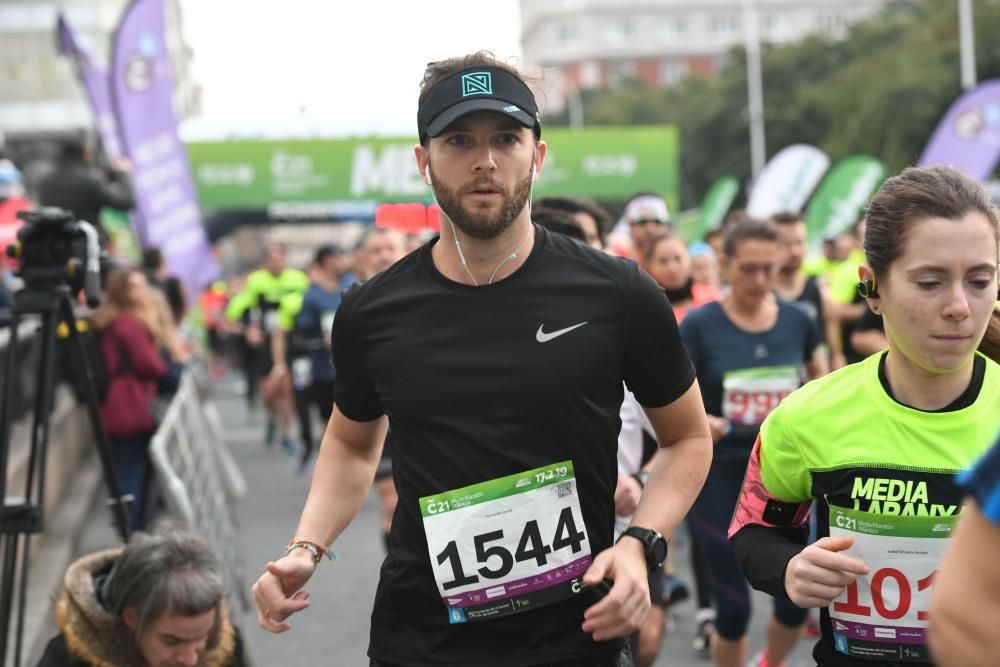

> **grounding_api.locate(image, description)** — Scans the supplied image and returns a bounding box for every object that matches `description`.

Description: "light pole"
[743,0,766,178]
[958,0,977,90]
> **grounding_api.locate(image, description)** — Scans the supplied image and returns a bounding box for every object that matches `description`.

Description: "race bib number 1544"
[420,461,593,624]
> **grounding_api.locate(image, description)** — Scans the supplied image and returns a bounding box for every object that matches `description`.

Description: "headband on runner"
[417,66,541,142]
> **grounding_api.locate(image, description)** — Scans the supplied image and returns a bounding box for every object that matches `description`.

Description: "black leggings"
[689,453,807,640]
[296,380,335,462]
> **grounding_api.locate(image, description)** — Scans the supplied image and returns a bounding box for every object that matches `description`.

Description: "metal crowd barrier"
[149,368,250,611]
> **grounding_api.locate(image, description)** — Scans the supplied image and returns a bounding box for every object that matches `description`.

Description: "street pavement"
[69,375,817,666]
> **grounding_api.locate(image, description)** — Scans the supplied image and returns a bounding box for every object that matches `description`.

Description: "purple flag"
[918,80,1000,181]
[56,13,123,160]
[110,0,218,295]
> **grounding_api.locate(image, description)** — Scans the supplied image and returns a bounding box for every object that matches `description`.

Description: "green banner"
[804,155,888,251]
[184,126,679,213]
[420,461,575,517]
[695,175,739,240]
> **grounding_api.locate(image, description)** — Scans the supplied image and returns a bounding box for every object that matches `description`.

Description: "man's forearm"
[292,418,388,548]
[628,433,711,538]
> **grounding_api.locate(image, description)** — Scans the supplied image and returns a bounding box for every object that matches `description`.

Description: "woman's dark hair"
[722,219,779,258]
[532,207,587,244]
[163,277,186,325]
[534,196,612,240]
[863,166,1000,280]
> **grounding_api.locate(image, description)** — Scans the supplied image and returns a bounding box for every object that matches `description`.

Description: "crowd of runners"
[19,49,1000,667]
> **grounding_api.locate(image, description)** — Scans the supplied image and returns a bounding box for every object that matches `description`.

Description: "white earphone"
[424,165,433,186]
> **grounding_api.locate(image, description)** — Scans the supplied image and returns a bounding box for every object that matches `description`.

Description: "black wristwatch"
[617,527,668,572]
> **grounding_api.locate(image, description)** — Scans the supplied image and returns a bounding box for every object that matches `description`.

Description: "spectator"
[36,527,248,666]
[92,267,168,531]
[38,136,134,246]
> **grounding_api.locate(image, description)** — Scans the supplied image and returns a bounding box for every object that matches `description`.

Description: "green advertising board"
[804,155,888,252]
[694,175,740,241]
[184,126,678,214]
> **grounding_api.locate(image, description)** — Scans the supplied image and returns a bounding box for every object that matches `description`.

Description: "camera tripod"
[0,284,130,667]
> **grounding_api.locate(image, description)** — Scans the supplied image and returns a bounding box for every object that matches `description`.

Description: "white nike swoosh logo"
[536,322,588,342]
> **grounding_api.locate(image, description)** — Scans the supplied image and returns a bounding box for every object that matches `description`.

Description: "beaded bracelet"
[285,539,337,564]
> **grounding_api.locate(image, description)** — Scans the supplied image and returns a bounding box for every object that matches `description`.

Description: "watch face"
[651,536,668,565]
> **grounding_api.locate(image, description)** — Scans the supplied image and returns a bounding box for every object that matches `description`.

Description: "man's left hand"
[580,540,650,641]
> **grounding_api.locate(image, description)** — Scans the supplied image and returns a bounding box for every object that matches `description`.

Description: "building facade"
[521,0,893,114]
[0,0,199,190]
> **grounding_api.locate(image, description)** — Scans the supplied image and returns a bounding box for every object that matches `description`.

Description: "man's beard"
[430,165,533,241]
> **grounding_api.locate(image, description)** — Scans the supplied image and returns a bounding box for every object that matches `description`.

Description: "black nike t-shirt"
[332,225,695,667]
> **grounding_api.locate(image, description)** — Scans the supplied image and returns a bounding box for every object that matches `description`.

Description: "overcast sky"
[180,1,523,138]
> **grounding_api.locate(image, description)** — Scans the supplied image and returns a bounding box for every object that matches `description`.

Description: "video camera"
[6,207,102,306]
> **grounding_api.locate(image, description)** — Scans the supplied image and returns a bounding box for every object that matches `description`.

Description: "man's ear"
[414,144,430,185]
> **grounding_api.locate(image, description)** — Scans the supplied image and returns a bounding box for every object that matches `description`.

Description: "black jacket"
[38,161,134,242]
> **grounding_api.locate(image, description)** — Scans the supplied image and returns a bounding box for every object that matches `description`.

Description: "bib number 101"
[436,507,586,591]
[834,569,936,621]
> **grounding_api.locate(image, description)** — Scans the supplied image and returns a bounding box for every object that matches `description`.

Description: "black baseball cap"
[417,66,541,142]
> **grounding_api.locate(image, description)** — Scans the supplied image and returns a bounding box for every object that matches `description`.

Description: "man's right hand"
[252,549,317,632]
[784,536,869,608]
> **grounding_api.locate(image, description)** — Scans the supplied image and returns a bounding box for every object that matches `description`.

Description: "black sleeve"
[35,634,86,666]
[96,170,135,211]
[853,306,884,334]
[331,285,384,421]
[622,263,695,407]
[730,524,807,600]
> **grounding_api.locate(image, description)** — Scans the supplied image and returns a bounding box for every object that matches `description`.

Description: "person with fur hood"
[36,528,248,667]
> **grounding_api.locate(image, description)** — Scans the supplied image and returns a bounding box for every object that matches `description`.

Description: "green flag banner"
[695,175,739,241]
[804,155,888,251]
[184,126,679,213]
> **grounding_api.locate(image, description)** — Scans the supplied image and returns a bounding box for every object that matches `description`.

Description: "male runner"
[227,243,309,450]
[252,52,712,667]
[770,212,841,368]
[361,227,408,547]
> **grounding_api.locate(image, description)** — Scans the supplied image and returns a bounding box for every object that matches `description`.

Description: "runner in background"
[639,230,721,656]
[770,212,841,369]
[729,166,1000,667]
[641,232,720,324]
[535,195,611,251]
[272,246,342,474]
[622,193,672,260]
[199,280,230,379]
[689,242,721,291]
[360,227,407,549]
[826,221,868,365]
[226,243,309,451]
[681,219,826,667]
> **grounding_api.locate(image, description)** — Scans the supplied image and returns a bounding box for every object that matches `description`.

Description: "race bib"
[420,461,593,624]
[321,310,336,342]
[291,357,312,389]
[722,365,799,427]
[263,310,280,334]
[828,504,957,663]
